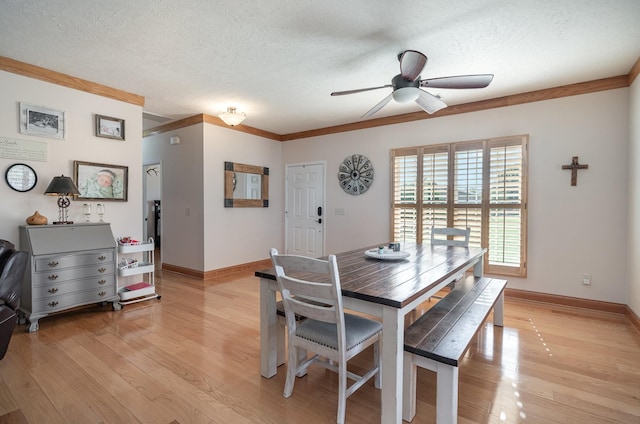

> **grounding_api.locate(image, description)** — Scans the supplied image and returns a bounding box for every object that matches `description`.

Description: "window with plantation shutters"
[391,135,528,277]
[393,151,419,242]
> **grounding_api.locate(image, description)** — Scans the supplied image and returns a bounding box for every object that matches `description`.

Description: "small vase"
[26,211,48,225]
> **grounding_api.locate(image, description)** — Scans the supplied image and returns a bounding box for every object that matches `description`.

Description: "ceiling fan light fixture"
[219,107,246,126]
[331,50,493,119]
[392,87,420,103]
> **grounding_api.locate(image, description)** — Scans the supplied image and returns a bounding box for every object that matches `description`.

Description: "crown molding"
[280,75,630,141]
[3,54,636,141]
[629,56,640,86]
[143,113,281,140]
[0,56,144,106]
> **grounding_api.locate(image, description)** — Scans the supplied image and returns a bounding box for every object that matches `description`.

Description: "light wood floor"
[1,266,639,424]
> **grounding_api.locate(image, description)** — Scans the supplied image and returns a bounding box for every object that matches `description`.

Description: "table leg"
[473,255,484,277]
[381,306,404,424]
[260,277,279,378]
[494,291,504,327]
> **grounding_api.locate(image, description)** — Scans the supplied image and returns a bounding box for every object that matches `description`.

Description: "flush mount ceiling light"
[219,107,246,127]
[392,87,420,103]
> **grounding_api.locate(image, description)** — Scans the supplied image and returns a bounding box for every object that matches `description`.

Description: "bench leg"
[405,355,460,424]
[402,352,417,422]
[436,363,459,424]
[493,291,504,327]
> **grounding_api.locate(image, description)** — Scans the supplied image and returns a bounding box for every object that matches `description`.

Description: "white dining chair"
[270,248,382,424]
[430,226,471,247]
[430,227,471,298]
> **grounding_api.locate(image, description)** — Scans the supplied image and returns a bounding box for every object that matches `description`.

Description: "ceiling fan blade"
[361,93,394,118]
[399,50,427,81]
[415,90,448,114]
[420,74,494,89]
[331,85,392,96]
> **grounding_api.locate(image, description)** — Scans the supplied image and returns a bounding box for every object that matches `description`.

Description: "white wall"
[203,124,283,270]
[143,122,283,272]
[0,70,143,244]
[629,77,639,317]
[143,125,204,271]
[282,89,630,303]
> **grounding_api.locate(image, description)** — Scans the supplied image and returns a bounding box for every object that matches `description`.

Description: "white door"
[285,162,325,256]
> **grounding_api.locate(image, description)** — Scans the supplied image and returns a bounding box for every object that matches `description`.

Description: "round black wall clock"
[338,154,374,195]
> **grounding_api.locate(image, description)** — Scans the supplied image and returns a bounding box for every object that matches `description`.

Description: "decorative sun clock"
[338,154,374,195]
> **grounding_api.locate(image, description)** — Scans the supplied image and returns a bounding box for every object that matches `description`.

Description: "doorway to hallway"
[143,163,161,255]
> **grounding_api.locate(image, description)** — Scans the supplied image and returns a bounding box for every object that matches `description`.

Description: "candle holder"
[96,203,105,222]
[83,203,92,222]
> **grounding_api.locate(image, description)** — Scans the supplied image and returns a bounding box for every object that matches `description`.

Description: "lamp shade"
[44,175,80,196]
[219,107,246,126]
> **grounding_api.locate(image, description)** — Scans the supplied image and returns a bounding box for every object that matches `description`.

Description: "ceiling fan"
[331,50,494,118]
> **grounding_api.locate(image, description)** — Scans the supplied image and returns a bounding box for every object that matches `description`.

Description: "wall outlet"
[582,273,592,285]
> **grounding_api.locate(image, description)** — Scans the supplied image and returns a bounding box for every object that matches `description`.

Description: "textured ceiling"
[1,0,639,135]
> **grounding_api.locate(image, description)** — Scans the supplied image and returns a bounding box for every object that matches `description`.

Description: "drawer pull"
[48,301,59,308]
[98,279,107,285]
[48,287,59,294]
[98,291,107,297]
[48,261,59,267]
[98,267,107,273]
[98,255,107,261]
[48,275,59,281]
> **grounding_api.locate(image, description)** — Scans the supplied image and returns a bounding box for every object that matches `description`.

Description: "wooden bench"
[402,276,507,424]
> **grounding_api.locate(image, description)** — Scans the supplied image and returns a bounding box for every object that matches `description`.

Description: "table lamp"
[44,175,80,224]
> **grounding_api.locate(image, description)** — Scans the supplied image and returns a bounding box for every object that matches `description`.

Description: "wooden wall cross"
[562,156,588,186]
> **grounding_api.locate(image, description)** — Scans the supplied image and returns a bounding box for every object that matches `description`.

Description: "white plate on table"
[364,249,410,260]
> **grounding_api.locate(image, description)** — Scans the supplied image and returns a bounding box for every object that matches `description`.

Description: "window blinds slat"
[393,207,418,242]
[488,208,521,266]
[453,208,482,247]
[394,155,418,204]
[490,145,523,204]
[422,207,449,240]
[454,149,483,204]
[423,151,448,204]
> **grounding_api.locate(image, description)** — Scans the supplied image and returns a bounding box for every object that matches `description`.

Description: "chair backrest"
[269,248,345,338]
[0,250,28,310]
[0,240,16,265]
[430,226,470,247]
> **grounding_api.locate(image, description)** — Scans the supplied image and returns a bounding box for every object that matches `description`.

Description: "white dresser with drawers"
[19,223,120,332]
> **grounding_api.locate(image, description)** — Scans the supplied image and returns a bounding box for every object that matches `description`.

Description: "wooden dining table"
[256,242,487,424]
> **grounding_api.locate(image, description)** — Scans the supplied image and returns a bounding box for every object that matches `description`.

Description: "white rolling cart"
[117,237,161,305]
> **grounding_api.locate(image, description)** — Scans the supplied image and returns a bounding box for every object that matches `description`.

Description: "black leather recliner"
[0,240,28,360]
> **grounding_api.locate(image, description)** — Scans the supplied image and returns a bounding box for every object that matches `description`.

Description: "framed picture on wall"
[74,160,128,201]
[95,114,125,140]
[19,102,65,139]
